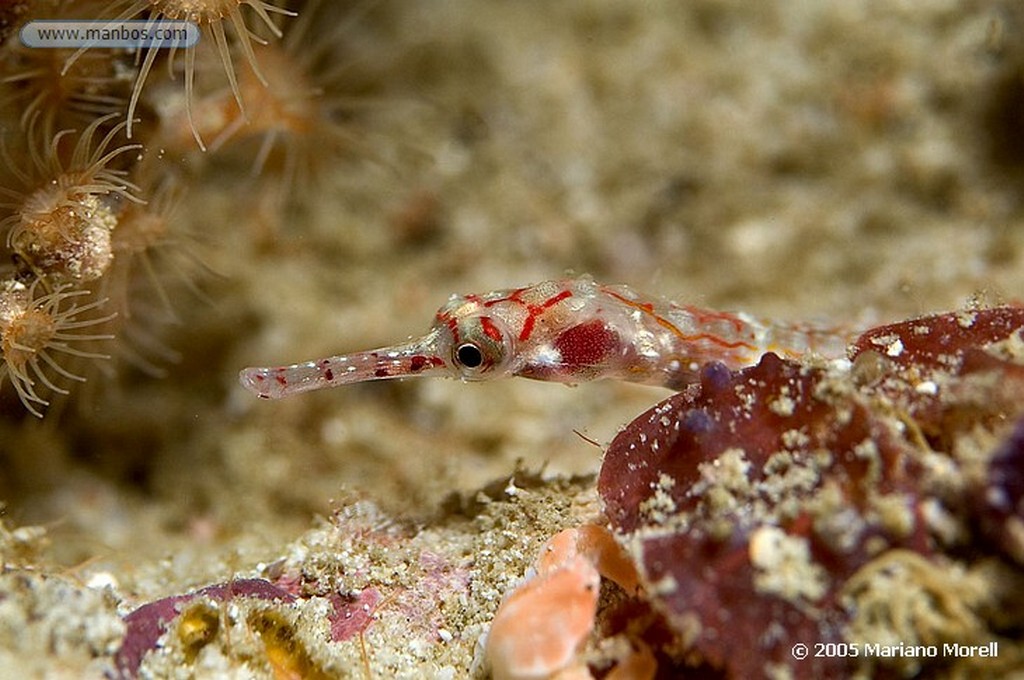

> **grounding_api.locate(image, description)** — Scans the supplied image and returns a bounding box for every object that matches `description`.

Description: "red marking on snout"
[409,355,443,372]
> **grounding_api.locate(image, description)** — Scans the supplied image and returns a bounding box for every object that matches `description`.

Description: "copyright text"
[792,641,999,660]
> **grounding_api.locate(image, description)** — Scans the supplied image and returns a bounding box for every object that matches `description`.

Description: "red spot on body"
[374,368,389,377]
[275,374,287,386]
[324,368,334,381]
[554,320,619,372]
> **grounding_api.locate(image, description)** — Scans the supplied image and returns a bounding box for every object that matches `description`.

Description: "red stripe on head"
[446,317,460,343]
[543,289,573,308]
[519,314,536,342]
[480,317,504,342]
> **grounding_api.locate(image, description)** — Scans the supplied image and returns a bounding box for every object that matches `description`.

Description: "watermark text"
[20,20,200,49]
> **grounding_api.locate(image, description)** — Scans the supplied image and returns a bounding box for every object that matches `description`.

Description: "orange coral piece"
[488,529,601,680]
[487,525,644,680]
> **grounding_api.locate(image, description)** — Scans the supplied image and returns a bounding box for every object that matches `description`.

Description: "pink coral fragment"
[850,306,1024,369]
[115,578,295,679]
[328,588,382,642]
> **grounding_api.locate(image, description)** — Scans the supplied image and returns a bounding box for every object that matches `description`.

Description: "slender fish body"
[239,276,853,399]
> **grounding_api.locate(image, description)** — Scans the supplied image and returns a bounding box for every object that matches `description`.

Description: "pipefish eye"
[456,343,484,368]
[451,316,510,377]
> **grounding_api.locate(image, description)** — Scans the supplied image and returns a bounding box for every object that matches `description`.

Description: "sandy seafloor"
[3,0,1024,677]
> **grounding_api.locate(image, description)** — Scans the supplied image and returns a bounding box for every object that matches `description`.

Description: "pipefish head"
[316,277,604,385]
[238,278,625,399]
[427,276,622,384]
[238,288,525,399]
[428,292,520,380]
